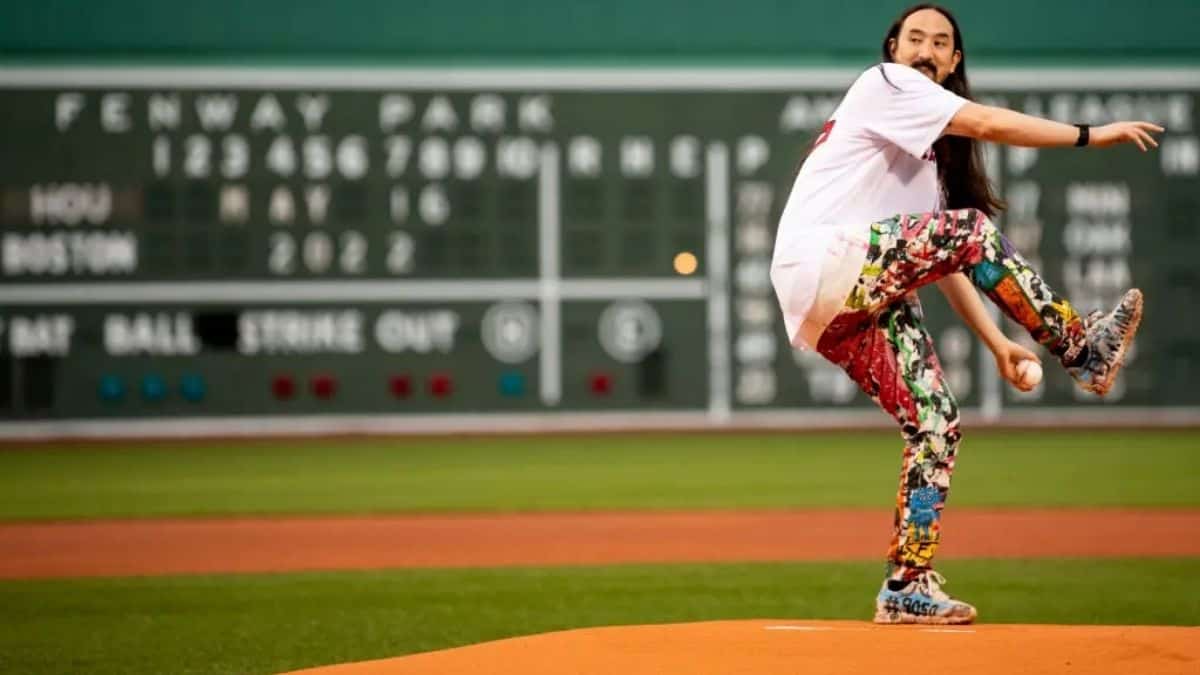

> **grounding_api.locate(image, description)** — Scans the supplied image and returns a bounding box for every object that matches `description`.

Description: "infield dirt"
[3,507,1199,578]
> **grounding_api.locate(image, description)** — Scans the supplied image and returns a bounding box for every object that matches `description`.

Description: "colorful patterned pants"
[814,208,1087,580]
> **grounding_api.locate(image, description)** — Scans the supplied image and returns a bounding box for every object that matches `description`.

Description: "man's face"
[889,8,962,84]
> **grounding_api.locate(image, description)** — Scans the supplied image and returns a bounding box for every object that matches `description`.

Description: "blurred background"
[2,0,1198,438]
[1,5,1199,674]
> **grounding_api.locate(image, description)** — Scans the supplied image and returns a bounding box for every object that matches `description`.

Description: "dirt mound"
[280,620,1198,675]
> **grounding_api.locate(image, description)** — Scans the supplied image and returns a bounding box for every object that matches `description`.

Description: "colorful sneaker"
[873,570,977,625]
[1067,288,1144,397]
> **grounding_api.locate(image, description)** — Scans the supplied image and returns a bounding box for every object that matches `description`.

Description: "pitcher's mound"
[282,620,1199,675]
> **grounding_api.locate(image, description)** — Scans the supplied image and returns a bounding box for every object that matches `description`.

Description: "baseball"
[1016,360,1043,389]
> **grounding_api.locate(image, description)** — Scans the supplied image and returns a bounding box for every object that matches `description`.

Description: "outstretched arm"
[935,272,1040,391]
[945,102,1163,150]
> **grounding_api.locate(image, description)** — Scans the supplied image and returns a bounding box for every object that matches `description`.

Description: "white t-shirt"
[770,62,969,349]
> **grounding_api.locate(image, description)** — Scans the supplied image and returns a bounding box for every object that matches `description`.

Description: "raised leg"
[849,209,1089,367]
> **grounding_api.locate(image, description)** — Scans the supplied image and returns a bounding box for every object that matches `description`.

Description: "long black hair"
[882,4,1005,216]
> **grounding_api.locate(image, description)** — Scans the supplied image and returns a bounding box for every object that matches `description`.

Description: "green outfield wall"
[3,0,1199,64]
[1,3,1197,437]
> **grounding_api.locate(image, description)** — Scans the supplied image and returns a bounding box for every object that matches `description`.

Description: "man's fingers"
[996,360,1010,380]
[1003,363,1030,391]
[1092,123,1162,150]
[999,359,1018,382]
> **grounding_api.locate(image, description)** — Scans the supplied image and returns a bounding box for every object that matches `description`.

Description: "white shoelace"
[918,570,954,602]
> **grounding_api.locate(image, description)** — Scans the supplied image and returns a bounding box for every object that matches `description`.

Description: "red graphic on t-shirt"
[812,120,836,149]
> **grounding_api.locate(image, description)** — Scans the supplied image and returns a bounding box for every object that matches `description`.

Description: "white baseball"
[1016,360,1043,389]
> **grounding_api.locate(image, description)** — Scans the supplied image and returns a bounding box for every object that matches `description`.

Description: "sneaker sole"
[872,609,977,625]
[1089,289,1144,397]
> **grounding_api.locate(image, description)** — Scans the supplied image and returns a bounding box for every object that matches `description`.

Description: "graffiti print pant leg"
[817,295,958,579]
[849,208,1088,366]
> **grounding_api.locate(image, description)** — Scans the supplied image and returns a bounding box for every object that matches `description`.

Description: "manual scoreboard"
[2,68,1198,432]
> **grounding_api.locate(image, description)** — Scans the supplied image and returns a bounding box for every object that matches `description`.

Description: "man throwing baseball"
[770,3,1159,624]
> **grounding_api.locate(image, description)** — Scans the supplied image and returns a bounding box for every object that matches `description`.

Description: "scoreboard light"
[310,374,338,399]
[98,374,125,402]
[140,374,167,402]
[271,374,296,400]
[389,374,413,399]
[498,371,526,397]
[428,373,454,398]
[673,251,699,275]
[179,374,206,402]
[588,372,613,396]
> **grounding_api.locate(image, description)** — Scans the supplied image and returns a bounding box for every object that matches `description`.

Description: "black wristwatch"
[1074,124,1090,147]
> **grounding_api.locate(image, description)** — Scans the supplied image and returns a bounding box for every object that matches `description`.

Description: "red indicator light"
[429,373,454,398]
[389,375,412,399]
[271,374,295,400]
[311,374,338,399]
[589,372,613,395]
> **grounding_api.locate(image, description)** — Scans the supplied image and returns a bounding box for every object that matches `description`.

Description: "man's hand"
[1090,122,1164,151]
[993,339,1042,392]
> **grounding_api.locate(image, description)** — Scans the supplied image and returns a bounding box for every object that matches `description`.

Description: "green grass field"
[2,430,1199,519]
[2,430,1198,674]
[2,559,1198,675]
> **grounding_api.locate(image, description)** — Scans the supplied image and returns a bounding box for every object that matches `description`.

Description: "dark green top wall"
[2,0,1198,63]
